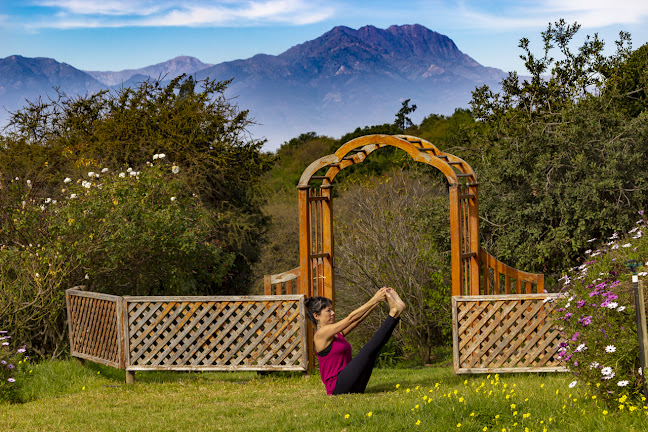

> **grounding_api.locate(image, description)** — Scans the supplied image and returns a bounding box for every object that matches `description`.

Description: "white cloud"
[455,0,648,30]
[27,0,335,28]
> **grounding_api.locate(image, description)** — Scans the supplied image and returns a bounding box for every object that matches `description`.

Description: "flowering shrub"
[0,331,29,404]
[556,211,648,401]
[0,157,235,356]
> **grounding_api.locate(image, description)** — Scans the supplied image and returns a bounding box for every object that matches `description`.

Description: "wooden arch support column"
[297,134,481,302]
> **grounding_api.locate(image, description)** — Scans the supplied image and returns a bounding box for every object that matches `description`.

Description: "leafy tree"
[1,76,272,294]
[468,21,648,279]
[412,108,476,152]
[394,99,417,131]
[0,162,234,356]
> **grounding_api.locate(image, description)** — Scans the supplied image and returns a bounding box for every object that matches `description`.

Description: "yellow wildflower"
[366,412,372,417]
[344,414,350,419]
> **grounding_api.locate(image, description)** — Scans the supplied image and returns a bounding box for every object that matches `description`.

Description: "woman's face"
[315,305,335,326]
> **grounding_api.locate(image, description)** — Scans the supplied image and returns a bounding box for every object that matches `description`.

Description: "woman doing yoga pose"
[305,287,406,395]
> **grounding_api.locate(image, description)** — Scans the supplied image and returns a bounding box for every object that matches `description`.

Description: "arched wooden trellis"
[296,134,480,301]
[266,134,563,374]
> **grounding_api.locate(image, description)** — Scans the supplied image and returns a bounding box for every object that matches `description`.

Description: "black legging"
[332,315,399,395]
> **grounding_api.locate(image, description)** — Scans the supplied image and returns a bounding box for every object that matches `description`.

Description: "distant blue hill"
[0,24,505,149]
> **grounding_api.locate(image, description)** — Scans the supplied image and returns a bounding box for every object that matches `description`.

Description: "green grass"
[2,359,648,432]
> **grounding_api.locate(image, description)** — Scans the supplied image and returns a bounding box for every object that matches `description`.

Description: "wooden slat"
[453,294,566,374]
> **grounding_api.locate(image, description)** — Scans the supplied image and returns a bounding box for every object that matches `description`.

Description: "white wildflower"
[82,181,91,189]
[88,172,95,178]
[101,168,109,173]
[611,244,619,250]
[171,165,180,174]
[64,177,72,183]
[589,362,600,369]
[601,366,613,375]
[617,380,629,387]
[127,167,133,172]
[622,243,632,248]
[129,171,138,177]
[639,367,643,376]
[69,194,77,199]
[617,306,626,312]
[606,302,618,309]
[119,173,125,178]
[575,344,587,352]
[158,153,166,159]
[170,197,176,201]
[605,345,617,353]
[569,381,577,388]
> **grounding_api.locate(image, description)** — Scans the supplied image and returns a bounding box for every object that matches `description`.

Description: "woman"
[305,287,406,395]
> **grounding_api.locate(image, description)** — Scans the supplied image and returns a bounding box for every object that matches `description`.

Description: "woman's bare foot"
[386,288,406,318]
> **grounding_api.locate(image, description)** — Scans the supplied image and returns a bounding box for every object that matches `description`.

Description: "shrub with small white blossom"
[0,158,235,356]
[556,211,648,402]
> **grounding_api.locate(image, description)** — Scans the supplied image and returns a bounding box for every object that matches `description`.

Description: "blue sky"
[1,0,648,74]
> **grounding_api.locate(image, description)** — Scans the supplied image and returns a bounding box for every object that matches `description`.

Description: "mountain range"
[0,24,506,149]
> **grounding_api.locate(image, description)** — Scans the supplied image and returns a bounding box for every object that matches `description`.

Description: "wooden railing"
[479,247,544,295]
[264,267,300,295]
[66,288,308,382]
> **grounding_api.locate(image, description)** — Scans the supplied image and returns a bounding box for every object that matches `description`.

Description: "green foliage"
[0,161,235,356]
[2,76,272,294]
[337,123,403,145]
[394,99,417,131]
[264,132,334,192]
[555,213,648,401]
[468,21,648,278]
[411,108,476,152]
[0,332,30,403]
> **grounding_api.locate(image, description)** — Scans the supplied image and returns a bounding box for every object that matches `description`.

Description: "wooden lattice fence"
[66,287,308,381]
[66,289,125,369]
[452,294,568,374]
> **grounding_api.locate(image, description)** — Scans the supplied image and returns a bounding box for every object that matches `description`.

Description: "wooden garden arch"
[298,134,481,302]
[266,134,553,373]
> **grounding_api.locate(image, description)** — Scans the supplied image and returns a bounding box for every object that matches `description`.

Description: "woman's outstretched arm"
[314,288,388,349]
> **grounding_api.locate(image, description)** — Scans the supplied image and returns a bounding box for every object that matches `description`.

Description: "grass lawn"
[1,359,648,432]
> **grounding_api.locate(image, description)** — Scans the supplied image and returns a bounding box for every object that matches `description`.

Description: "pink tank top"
[316,333,352,395]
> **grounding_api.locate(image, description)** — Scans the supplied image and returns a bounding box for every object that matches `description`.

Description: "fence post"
[636,278,648,399]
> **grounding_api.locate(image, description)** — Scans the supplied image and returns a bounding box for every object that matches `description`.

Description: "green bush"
[556,211,648,402]
[0,331,30,404]
[0,158,235,356]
